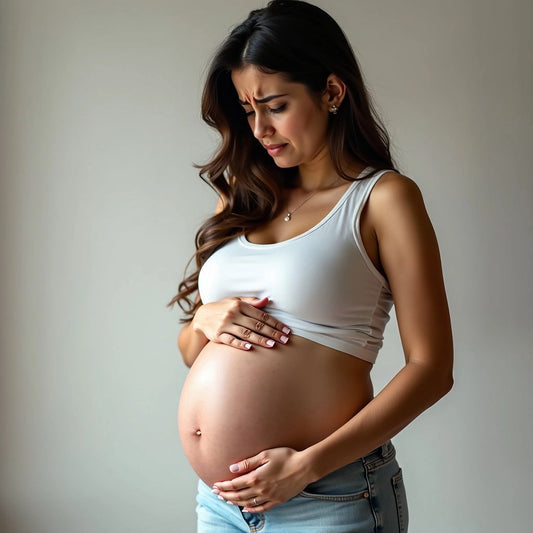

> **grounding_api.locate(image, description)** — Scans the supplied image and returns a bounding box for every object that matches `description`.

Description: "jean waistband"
[360,440,396,470]
[317,440,396,481]
[300,440,396,495]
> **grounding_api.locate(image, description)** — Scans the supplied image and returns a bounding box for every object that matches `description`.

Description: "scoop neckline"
[239,166,372,248]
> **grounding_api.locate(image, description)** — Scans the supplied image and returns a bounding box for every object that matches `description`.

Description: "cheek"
[283,105,327,146]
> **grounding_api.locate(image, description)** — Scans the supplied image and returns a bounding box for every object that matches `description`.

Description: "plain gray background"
[1,0,532,531]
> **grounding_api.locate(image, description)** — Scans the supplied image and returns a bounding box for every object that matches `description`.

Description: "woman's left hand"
[212,447,314,513]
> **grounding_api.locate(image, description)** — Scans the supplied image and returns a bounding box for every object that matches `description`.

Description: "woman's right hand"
[192,296,291,351]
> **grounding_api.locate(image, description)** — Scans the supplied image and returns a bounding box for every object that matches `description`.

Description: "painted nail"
[280,335,289,344]
[211,488,220,495]
[282,327,291,334]
[266,339,275,347]
[217,495,225,501]
[244,343,252,350]
[226,501,234,506]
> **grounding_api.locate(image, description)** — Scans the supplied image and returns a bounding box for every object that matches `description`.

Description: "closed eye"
[268,104,286,114]
[244,104,287,117]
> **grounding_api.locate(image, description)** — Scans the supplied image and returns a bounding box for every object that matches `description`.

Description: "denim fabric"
[196,441,408,532]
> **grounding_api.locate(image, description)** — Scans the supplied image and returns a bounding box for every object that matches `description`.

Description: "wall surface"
[1,1,532,532]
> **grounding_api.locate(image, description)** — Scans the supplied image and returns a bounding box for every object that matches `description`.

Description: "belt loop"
[381,441,389,456]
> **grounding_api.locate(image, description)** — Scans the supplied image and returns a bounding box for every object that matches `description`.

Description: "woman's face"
[231,66,331,169]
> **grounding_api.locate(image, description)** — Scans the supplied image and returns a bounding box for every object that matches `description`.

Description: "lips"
[264,143,287,156]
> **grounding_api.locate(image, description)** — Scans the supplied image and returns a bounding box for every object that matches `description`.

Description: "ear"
[321,73,347,111]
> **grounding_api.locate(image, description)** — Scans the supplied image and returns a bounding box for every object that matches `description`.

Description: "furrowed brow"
[238,93,288,105]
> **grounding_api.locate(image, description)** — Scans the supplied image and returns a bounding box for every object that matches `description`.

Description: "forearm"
[177,320,209,367]
[302,359,453,482]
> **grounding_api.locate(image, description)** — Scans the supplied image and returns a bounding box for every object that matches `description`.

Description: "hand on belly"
[212,446,314,514]
[178,337,372,489]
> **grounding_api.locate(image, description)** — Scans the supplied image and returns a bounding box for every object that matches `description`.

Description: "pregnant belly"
[178,336,373,487]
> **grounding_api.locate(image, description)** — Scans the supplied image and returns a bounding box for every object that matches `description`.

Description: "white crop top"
[198,168,394,364]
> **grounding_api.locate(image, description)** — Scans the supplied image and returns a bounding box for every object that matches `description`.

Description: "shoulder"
[366,171,428,232]
[370,171,423,205]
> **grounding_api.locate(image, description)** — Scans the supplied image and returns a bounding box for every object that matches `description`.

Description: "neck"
[297,154,367,191]
[297,151,337,191]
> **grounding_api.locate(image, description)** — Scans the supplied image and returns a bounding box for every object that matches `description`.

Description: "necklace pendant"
[283,212,291,222]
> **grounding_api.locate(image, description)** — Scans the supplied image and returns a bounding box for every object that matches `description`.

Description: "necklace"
[283,177,341,222]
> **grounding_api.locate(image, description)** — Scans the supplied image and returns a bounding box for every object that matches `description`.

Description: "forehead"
[231,66,300,103]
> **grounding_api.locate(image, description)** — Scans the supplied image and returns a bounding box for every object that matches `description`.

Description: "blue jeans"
[196,440,408,532]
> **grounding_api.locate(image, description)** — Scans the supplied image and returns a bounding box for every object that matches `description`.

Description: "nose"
[252,113,273,140]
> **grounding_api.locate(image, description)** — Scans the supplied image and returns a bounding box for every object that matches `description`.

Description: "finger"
[220,489,270,510]
[215,488,258,504]
[239,296,269,308]
[213,476,251,493]
[217,333,252,351]
[229,452,266,475]
[239,316,290,345]
[233,325,282,348]
[218,328,273,351]
[239,305,291,337]
[245,496,266,509]
[213,470,260,493]
[242,501,273,513]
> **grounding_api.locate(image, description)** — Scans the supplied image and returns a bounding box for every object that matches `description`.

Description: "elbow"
[432,343,454,400]
[442,349,455,397]
[181,352,194,368]
[440,372,454,398]
[177,333,192,368]
[414,357,454,403]
[177,338,194,368]
[436,362,454,400]
[424,369,453,408]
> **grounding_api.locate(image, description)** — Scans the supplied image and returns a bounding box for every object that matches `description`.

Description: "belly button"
[195,428,202,437]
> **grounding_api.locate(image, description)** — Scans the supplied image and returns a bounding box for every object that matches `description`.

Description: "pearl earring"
[330,104,339,115]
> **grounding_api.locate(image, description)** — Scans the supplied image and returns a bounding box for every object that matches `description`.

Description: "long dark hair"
[168,0,397,319]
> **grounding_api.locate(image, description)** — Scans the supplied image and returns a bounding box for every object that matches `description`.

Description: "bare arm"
[177,312,209,368]
[214,173,454,511]
[302,173,453,477]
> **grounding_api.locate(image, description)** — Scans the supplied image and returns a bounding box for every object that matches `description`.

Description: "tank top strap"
[348,169,393,224]
[347,168,393,289]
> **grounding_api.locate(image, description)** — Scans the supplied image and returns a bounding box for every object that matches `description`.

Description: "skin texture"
[177,66,453,513]
[178,335,373,488]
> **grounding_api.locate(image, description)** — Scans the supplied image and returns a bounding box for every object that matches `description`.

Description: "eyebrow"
[237,93,288,105]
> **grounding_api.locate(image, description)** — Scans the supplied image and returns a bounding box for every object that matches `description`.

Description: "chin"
[272,155,301,168]
[274,161,295,168]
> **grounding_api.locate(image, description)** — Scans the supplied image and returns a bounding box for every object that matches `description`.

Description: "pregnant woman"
[169,1,453,531]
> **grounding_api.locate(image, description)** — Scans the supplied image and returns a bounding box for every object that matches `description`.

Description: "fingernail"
[226,501,234,506]
[229,463,240,472]
[244,343,252,350]
[266,339,275,347]
[217,495,225,501]
[211,488,220,494]
[280,335,289,344]
[282,327,291,334]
